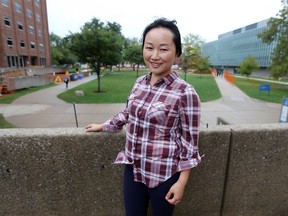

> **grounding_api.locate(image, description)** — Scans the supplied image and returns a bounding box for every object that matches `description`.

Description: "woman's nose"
[151,50,160,59]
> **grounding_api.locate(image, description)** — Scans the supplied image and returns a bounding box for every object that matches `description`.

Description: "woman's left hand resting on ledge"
[85,123,103,132]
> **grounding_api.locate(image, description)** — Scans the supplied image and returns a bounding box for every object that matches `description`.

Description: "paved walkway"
[0,73,283,129]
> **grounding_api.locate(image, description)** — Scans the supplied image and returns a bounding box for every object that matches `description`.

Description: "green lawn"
[0,114,15,128]
[57,71,221,103]
[234,77,288,103]
[180,73,222,102]
[1,70,286,128]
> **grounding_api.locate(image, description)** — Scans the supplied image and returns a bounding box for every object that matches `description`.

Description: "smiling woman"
[84,18,202,216]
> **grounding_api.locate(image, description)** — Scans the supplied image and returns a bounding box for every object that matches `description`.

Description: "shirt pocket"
[147,101,171,125]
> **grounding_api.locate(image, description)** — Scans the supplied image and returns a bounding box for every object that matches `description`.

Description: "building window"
[246,23,258,31]
[39,43,44,51]
[233,28,242,35]
[2,0,9,7]
[28,26,34,34]
[36,14,41,22]
[18,21,23,30]
[40,58,46,66]
[15,2,21,13]
[4,17,10,26]
[20,40,25,47]
[35,0,40,7]
[27,9,32,18]
[7,38,13,46]
[37,29,42,37]
[30,42,35,49]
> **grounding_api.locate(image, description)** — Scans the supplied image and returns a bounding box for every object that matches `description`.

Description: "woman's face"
[143,27,177,80]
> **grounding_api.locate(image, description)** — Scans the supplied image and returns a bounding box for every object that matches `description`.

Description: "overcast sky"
[46,0,282,42]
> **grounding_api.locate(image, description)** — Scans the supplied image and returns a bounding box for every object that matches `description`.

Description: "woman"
[85,18,201,216]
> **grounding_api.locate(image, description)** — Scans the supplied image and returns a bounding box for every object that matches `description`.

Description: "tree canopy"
[69,18,124,69]
[123,38,143,73]
[239,55,259,77]
[50,33,78,66]
[180,34,210,80]
[258,0,288,79]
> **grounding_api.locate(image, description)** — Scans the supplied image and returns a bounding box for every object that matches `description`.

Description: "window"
[20,40,25,47]
[36,14,41,22]
[27,9,32,18]
[18,21,23,30]
[233,28,242,35]
[35,0,40,7]
[37,29,42,37]
[28,26,34,34]
[7,38,13,46]
[15,2,21,13]
[30,42,35,49]
[4,17,10,26]
[39,43,44,51]
[2,0,9,7]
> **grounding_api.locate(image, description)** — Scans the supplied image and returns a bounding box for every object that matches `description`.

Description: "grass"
[57,71,221,103]
[58,71,147,103]
[234,77,288,103]
[0,114,15,128]
[180,73,222,102]
[0,83,57,104]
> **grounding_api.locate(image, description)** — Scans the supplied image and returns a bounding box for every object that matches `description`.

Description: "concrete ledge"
[0,124,287,216]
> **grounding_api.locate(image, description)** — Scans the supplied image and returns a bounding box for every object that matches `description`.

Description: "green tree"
[239,55,259,77]
[69,18,124,92]
[257,0,288,79]
[123,38,143,76]
[50,33,78,66]
[181,34,210,80]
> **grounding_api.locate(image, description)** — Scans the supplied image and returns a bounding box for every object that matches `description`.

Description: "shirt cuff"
[177,153,202,171]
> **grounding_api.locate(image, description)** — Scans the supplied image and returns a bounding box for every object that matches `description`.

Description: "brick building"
[0,0,51,68]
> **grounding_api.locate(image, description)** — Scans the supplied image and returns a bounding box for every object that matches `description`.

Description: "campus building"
[0,0,51,68]
[202,18,278,68]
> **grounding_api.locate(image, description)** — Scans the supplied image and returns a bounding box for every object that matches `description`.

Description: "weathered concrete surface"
[0,129,126,216]
[0,124,287,216]
[174,126,231,216]
[222,124,288,216]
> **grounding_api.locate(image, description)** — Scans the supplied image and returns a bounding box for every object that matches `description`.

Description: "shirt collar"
[145,71,178,85]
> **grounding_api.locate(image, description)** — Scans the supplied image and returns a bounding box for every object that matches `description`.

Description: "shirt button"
[134,133,137,136]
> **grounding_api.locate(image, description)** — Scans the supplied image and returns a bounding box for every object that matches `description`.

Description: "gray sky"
[47,0,282,42]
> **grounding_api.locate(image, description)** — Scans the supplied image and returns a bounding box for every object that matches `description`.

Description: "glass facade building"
[202,18,278,68]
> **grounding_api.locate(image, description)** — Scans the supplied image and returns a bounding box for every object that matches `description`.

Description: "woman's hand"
[85,123,103,132]
[165,180,185,205]
[165,169,191,205]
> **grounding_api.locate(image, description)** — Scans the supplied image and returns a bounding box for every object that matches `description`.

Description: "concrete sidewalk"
[201,77,281,127]
[0,73,283,129]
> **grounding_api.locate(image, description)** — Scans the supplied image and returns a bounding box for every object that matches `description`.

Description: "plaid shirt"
[103,71,201,188]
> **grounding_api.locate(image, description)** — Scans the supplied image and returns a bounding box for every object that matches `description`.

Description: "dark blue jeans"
[123,165,180,216]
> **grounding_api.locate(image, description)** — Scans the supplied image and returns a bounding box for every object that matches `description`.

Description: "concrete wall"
[0,124,287,216]
[9,76,53,90]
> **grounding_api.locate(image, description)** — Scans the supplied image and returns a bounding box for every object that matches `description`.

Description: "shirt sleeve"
[102,106,129,132]
[178,86,201,171]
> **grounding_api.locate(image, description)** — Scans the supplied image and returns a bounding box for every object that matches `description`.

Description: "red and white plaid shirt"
[103,71,201,188]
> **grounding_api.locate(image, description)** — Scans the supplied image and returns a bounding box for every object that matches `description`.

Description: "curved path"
[0,73,282,128]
